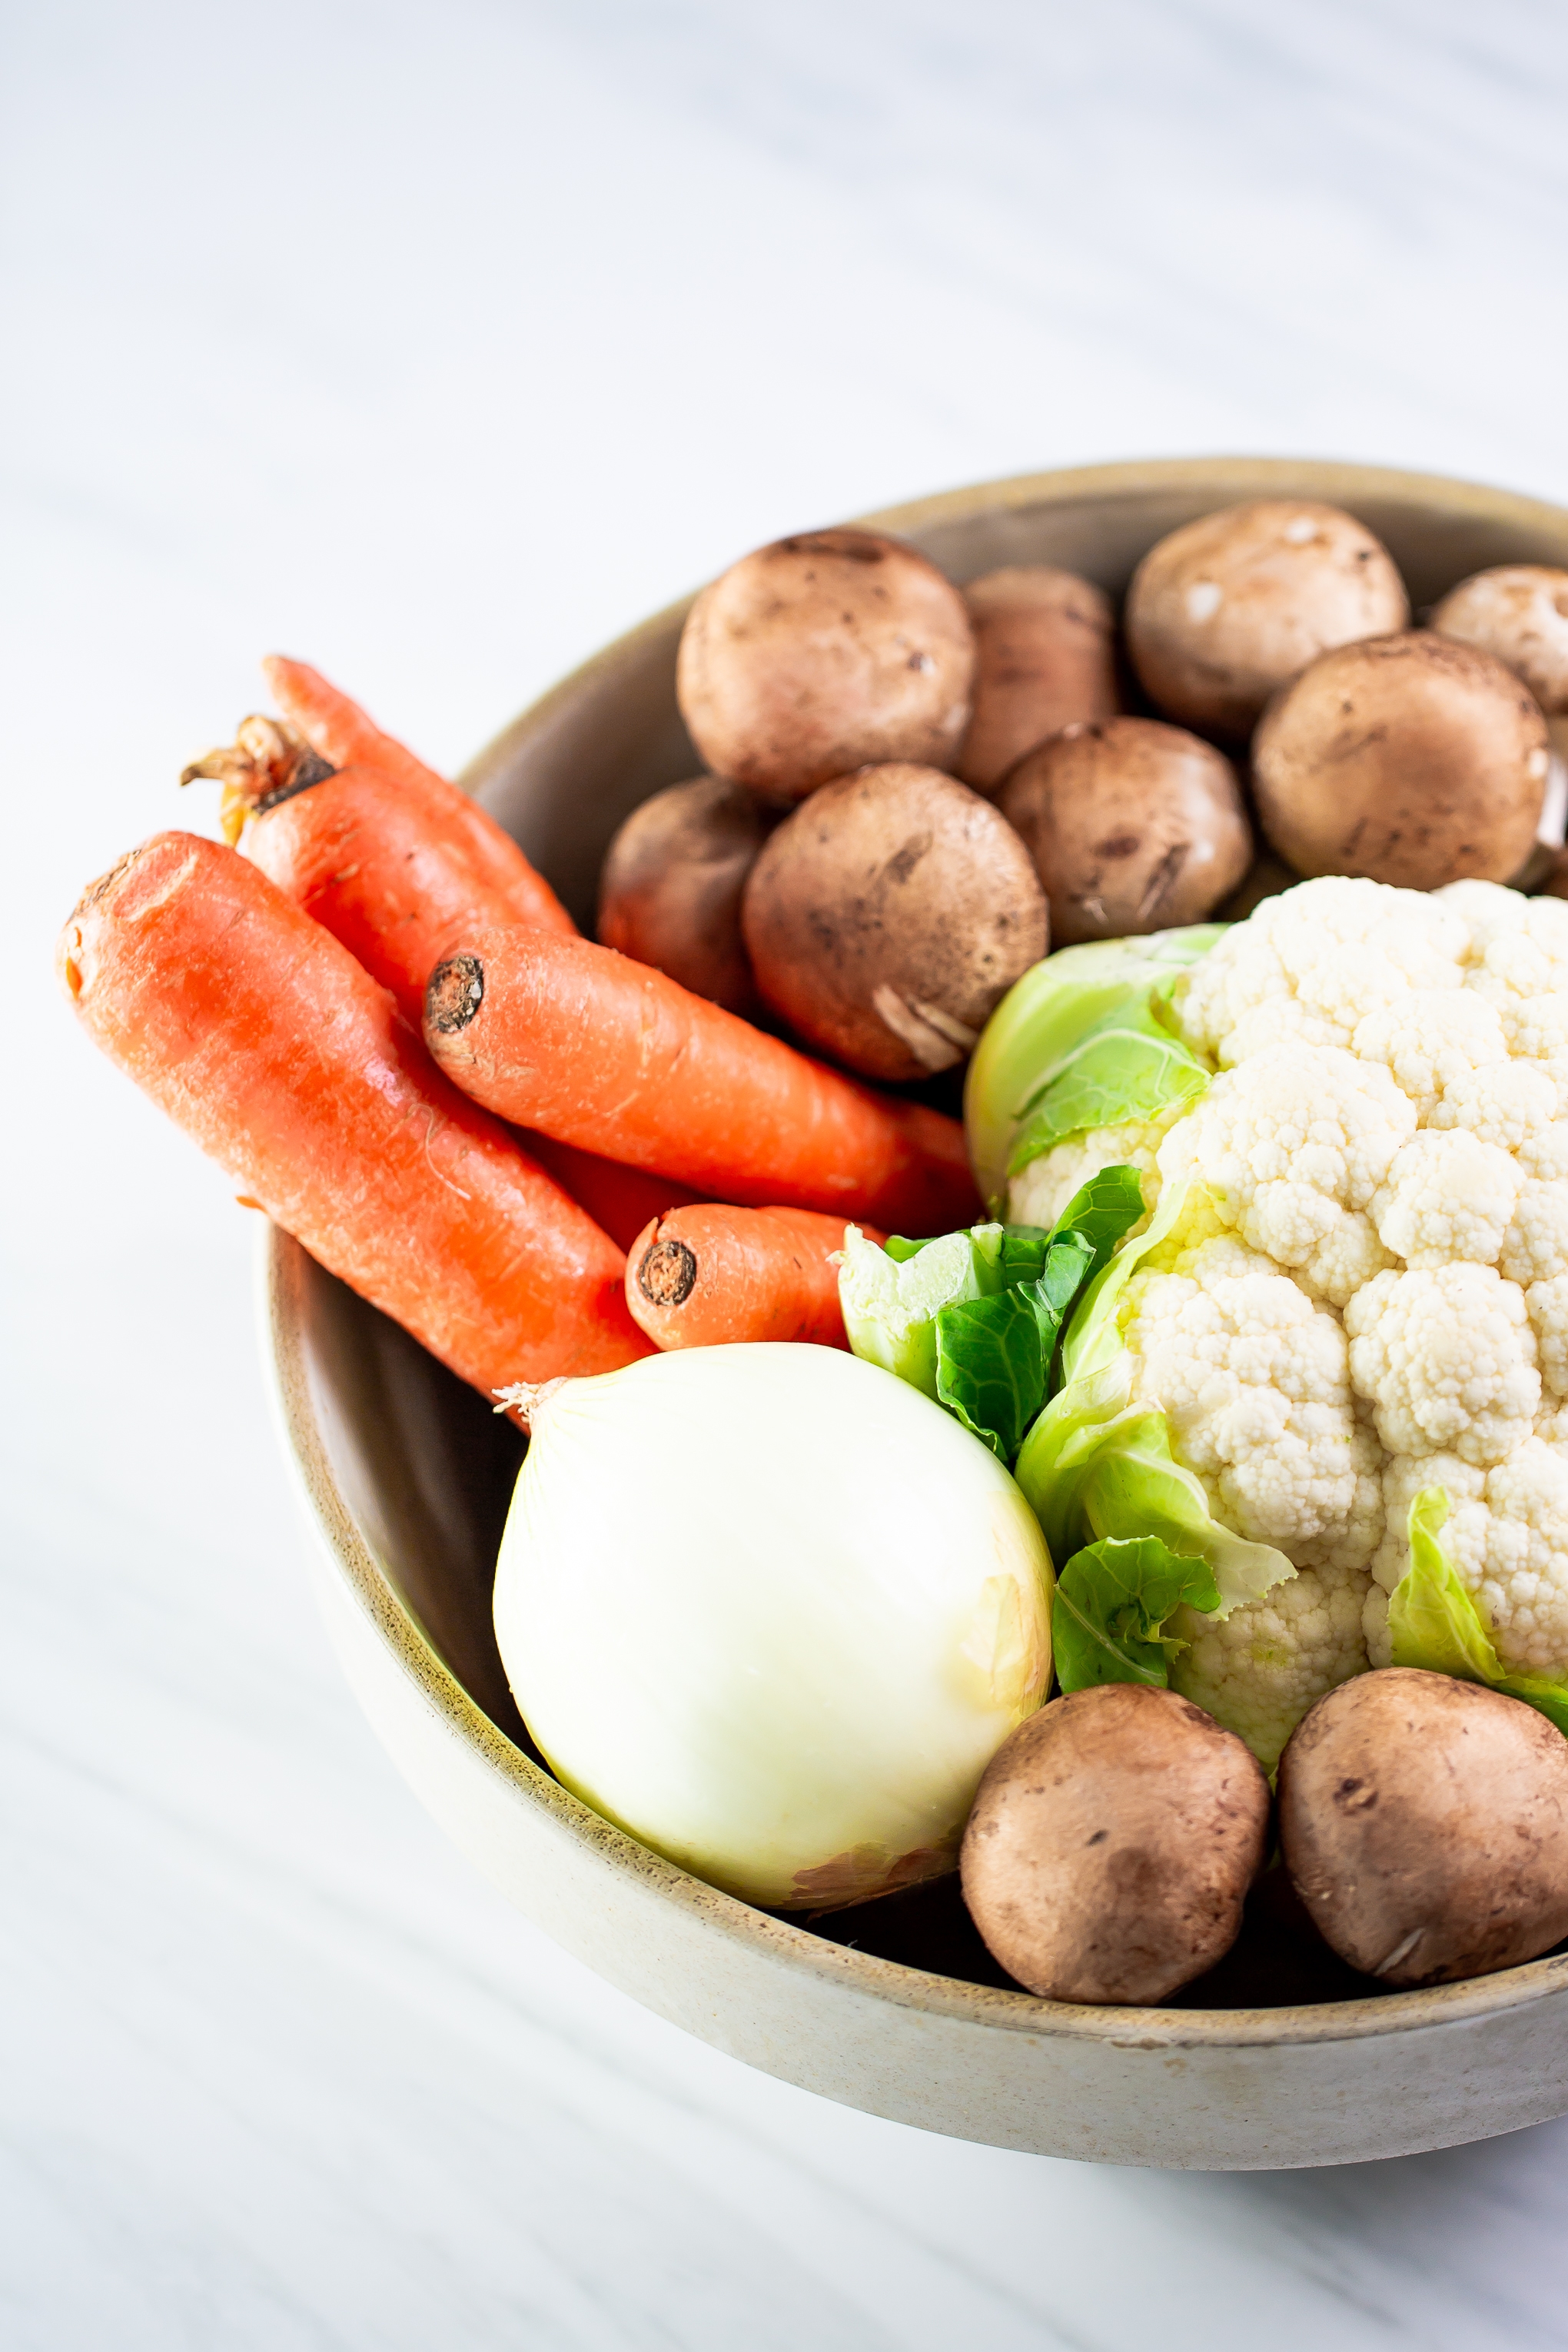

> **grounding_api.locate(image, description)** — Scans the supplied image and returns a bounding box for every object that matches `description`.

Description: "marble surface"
[11,0,1568,2341]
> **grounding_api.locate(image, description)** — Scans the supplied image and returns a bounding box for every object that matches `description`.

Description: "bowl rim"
[269,453,1568,2055]
[461,452,1568,796]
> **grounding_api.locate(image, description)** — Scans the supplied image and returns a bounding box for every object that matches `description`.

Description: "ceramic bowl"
[264,457,1568,2170]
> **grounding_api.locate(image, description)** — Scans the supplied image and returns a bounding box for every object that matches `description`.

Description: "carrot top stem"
[181,716,335,844]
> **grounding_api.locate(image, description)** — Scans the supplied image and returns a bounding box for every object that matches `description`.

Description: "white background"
[9,2,1568,2344]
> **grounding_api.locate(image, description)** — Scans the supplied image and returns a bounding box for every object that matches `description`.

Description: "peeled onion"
[493,1344,1053,1909]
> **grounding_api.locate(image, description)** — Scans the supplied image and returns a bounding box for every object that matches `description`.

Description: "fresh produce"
[1125,499,1409,737]
[625,1204,869,1350]
[184,714,574,1026]
[998,716,1251,946]
[839,1167,1144,1458]
[960,1683,1271,2002]
[1277,1668,1568,1985]
[527,1138,703,1254]
[421,922,980,1230]
[739,762,1049,1081]
[261,657,576,932]
[1048,1533,1221,1690]
[57,833,647,1391]
[870,872,1568,1776]
[962,925,1221,1219]
[596,775,772,1013]
[1252,633,1550,889]
[1010,1182,1319,1770]
[956,565,1120,795]
[492,1344,1053,1909]
[190,701,688,1254]
[1218,851,1297,923]
[676,528,976,800]
[1430,566,1568,716]
[1384,1489,1568,1734]
[70,487,1568,2011]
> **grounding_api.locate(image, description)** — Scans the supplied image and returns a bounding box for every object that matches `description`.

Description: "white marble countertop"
[11,2,1568,2342]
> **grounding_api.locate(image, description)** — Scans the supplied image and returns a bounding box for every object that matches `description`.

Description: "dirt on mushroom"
[740,762,1048,1082]
[1125,499,1409,738]
[998,714,1252,944]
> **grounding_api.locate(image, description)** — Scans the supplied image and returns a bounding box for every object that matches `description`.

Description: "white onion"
[493,1344,1053,1910]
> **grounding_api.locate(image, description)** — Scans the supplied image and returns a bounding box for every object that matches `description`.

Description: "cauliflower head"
[963,877,1568,1764]
[1083,877,1568,1753]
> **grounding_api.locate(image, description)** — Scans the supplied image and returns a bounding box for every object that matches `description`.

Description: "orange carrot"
[423,925,981,1232]
[186,714,699,1249]
[257,659,576,936]
[58,834,648,1393]
[527,1135,703,1254]
[238,746,567,1010]
[626,1205,881,1349]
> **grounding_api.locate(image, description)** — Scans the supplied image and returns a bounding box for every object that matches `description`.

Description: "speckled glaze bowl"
[264,457,1568,2171]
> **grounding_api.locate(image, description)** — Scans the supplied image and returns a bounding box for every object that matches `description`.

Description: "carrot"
[263,654,457,799]
[256,659,576,937]
[423,925,982,1232]
[186,713,698,1251]
[241,749,570,1010]
[527,1135,703,1254]
[626,1205,880,1350]
[57,833,648,1393]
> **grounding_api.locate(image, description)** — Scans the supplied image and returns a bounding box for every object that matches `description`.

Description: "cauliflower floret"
[1154,1042,1409,1306]
[1467,895,1568,998]
[1500,1180,1568,1285]
[1294,1420,1389,1573]
[1462,905,1568,1071]
[1005,1111,1178,1227]
[1175,875,1468,1068]
[1537,1398,1568,1451]
[1517,1121,1568,1181]
[1345,1263,1540,1466]
[1171,1561,1371,1773]
[1370,1130,1522,1268]
[1428,1060,1560,1153]
[1438,877,1535,963]
[1474,986,1568,1065]
[1527,1275,1568,1398]
[1367,1440,1568,1681]
[1351,989,1509,1121]
[1117,1232,1380,1763]
[1122,1234,1380,1565]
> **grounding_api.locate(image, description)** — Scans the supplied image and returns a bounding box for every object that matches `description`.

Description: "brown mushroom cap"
[956,565,1120,794]
[676,527,976,801]
[1277,1669,1568,1987]
[1125,499,1410,737]
[1251,630,1549,889]
[596,775,772,1015]
[998,715,1252,945]
[1430,565,1568,716]
[739,762,1048,1083]
[960,1683,1271,2005]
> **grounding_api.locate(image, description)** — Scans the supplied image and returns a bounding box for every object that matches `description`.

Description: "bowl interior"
[287,457,1568,2008]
